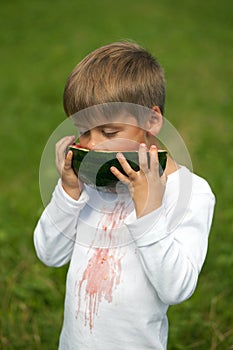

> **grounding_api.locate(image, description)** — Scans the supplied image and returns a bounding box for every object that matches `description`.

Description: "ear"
[146,106,163,136]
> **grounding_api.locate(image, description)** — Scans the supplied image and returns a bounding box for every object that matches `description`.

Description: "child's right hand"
[56,136,83,200]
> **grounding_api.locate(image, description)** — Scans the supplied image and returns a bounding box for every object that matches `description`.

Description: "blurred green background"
[0,0,232,349]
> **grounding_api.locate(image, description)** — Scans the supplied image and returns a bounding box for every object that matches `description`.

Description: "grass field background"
[0,0,232,349]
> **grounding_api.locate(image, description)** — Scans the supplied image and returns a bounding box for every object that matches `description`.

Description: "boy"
[34,42,215,349]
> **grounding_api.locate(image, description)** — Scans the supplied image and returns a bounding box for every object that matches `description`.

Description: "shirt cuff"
[125,205,168,247]
[51,179,89,214]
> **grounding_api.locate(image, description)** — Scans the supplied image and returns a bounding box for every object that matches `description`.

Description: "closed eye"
[102,130,119,138]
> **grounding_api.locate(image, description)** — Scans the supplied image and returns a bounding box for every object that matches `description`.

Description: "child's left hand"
[110,143,167,218]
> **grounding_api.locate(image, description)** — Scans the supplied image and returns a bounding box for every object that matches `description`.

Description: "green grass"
[0,0,232,349]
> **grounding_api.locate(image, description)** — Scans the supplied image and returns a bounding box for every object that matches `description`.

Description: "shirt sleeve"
[125,190,215,305]
[34,180,89,267]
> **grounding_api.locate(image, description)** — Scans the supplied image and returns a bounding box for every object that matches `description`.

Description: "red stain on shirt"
[77,248,122,330]
[76,201,129,331]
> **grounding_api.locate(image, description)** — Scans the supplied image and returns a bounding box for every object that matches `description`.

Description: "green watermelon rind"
[69,146,167,188]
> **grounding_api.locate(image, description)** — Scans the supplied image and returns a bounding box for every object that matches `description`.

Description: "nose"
[85,131,103,150]
[86,139,95,150]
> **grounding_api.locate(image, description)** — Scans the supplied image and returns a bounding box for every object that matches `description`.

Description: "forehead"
[71,103,150,130]
[72,109,137,131]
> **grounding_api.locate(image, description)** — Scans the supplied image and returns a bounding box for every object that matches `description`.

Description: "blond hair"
[63,41,166,116]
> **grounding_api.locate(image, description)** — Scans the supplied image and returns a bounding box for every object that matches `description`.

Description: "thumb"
[64,150,73,171]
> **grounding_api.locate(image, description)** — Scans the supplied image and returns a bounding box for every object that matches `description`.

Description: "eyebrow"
[99,123,123,128]
[77,123,124,130]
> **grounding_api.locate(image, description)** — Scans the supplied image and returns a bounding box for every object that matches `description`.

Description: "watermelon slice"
[69,144,167,188]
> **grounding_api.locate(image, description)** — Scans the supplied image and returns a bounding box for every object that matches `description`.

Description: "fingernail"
[140,143,147,150]
[116,152,124,159]
[67,150,72,158]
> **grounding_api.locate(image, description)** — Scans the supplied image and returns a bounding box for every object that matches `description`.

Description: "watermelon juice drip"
[76,201,129,331]
[76,248,122,331]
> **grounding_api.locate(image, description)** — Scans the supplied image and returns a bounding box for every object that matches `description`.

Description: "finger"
[116,153,136,179]
[138,143,149,172]
[110,166,131,185]
[149,145,159,174]
[63,150,73,171]
[56,135,76,164]
[56,135,76,147]
[56,135,76,153]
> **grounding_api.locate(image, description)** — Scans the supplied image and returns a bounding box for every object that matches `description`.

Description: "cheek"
[79,137,88,148]
[128,129,146,144]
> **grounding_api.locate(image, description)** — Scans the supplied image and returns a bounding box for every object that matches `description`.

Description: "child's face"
[78,115,146,152]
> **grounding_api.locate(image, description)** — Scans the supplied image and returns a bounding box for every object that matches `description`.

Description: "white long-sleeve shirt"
[34,166,215,350]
